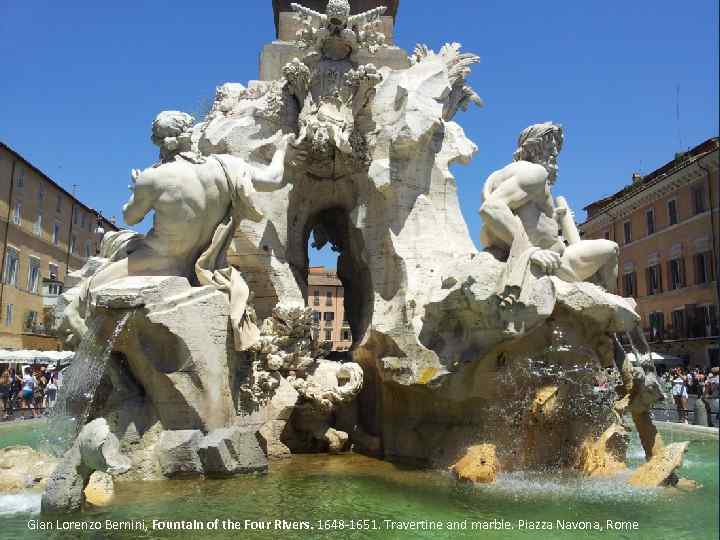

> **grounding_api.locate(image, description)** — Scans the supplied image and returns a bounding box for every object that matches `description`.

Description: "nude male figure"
[91,133,293,285]
[479,123,618,298]
[62,134,294,347]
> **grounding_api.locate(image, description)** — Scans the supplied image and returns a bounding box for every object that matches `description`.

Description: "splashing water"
[623,325,655,371]
[0,493,41,516]
[42,312,131,455]
[480,318,632,471]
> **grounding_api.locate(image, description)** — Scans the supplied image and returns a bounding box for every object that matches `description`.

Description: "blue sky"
[1,1,717,270]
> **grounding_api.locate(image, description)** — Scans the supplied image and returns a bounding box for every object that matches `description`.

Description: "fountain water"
[487,331,620,472]
[43,312,131,456]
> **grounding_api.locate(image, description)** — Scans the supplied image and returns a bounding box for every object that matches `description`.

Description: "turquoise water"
[0,422,717,540]
[0,419,48,450]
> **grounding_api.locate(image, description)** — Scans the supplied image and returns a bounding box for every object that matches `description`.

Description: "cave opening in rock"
[303,207,372,356]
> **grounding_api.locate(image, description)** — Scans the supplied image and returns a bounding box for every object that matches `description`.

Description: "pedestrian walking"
[671,368,689,424]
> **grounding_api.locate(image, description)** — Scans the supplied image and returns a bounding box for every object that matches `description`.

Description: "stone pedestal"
[94,277,237,432]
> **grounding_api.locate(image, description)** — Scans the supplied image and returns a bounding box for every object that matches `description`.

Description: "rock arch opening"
[302,207,372,352]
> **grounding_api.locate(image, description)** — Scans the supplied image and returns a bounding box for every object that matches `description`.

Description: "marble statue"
[282,0,390,173]
[63,131,293,352]
[291,0,389,56]
[42,1,690,513]
[480,122,619,307]
[151,111,195,162]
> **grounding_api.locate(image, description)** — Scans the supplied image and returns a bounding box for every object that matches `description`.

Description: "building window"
[33,213,43,236]
[56,194,62,213]
[671,309,686,340]
[70,234,77,254]
[342,329,351,341]
[84,240,92,258]
[324,329,332,341]
[646,264,662,296]
[604,231,610,240]
[27,257,41,293]
[691,185,706,215]
[52,223,61,245]
[313,289,320,306]
[3,248,19,287]
[48,282,63,296]
[72,206,79,225]
[23,310,39,332]
[700,305,719,337]
[81,212,87,229]
[648,311,664,342]
[667,199,678,226]
[689,305,719,338]
[645,209,655,235]
[49,263,59,280]
[4,304,13,326]
[623,221,632,244]
[668,258,685,290]
[694,252,714,285]
[37,186,45,204]
[323,312,334,322]
[326,290,333,306]
[11,202,21,225]
[312,310,321,323]
[622,272,637,297]
[14,166,24,189]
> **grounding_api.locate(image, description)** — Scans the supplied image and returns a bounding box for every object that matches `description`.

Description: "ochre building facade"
[0,142,117,350]
[306,266,352,351]
[580,138,719,368]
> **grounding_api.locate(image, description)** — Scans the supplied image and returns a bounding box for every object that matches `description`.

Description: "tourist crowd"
[0,365,60,421]
[663,366,720,426]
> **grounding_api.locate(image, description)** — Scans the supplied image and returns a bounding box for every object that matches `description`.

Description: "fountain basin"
[1,424,716,539]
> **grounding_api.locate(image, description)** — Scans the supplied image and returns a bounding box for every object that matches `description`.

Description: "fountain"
[1,0,711,528]
[44,313,131,455]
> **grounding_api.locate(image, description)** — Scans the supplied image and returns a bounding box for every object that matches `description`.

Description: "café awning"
[0,349,74,365]
[650,352,685,366]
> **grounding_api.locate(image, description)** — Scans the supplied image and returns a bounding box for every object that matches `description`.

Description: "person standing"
[45,373,58,409]
[21,367,37,419]
[0,370,11,420]
[8,369,20,418]
[671,368,689,424]
[702,367,720,428]
[33,368,46,415]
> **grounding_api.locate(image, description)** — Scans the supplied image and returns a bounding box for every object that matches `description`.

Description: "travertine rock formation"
[450,444,498,484]
[0,446,58,492]
[575,424,629,477]
[83,471,114,507]
[198,427,268,476]
[156,430,205,477]
[628,442,689,487]
[42,418,131,513]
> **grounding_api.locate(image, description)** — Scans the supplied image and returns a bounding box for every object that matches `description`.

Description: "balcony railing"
[22,323,55,337]
[646,324,719,343]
